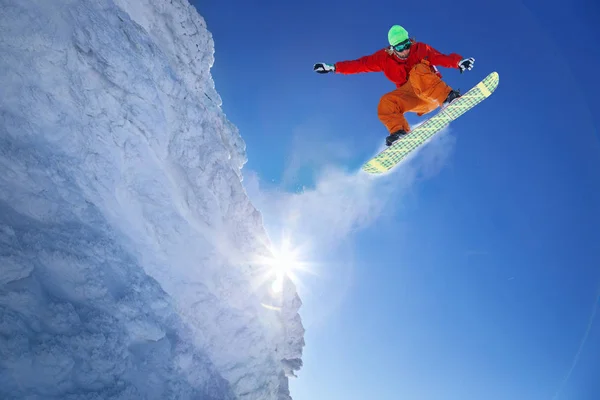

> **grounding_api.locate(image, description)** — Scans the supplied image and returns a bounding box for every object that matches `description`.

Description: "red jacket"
[334,42,463,88]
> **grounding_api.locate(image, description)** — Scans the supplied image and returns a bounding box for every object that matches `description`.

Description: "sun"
[268,238,301,293]
[253,233,313,296]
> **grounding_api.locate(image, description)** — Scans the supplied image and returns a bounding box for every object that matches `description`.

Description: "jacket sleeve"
[334,50,384,74]
[421,43,463,69]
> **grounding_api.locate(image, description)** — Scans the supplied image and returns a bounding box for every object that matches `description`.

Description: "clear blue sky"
[192,0,600,399]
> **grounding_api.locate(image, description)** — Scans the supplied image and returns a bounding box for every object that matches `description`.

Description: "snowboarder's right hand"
[313,63,336,74]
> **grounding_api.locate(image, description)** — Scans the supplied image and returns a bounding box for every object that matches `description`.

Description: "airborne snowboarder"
[314,25,475,147]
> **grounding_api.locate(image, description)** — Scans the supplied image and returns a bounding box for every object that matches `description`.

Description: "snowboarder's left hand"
[458,58,475,73]
[313,63,336,74]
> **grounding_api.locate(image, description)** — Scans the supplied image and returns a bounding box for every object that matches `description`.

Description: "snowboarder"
[314,25,475,146]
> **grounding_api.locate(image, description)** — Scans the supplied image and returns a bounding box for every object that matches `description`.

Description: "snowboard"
[361,71,500,174]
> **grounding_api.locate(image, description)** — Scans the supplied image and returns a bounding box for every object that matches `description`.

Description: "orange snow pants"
[377,60,452,134]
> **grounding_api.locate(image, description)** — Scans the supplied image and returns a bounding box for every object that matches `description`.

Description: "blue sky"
[192,0,600,399]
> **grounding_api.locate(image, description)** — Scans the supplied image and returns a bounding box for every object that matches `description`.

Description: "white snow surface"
[0,0,304,399]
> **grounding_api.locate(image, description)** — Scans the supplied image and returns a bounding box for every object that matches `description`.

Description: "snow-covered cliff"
[0,0,304,398]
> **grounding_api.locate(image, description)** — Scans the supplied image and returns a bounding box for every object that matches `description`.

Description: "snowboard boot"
[386,130,407,146]
[443,89,461,105]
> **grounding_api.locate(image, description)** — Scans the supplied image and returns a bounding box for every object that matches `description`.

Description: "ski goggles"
[392,39,412,52]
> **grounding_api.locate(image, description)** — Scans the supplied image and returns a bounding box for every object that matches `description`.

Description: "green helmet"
[388,25,409,46]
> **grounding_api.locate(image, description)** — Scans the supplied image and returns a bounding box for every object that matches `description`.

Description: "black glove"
[458,57,475,73]
[313,63,336,74]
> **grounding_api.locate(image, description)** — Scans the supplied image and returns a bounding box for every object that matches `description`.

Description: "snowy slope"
[0,0,304,399]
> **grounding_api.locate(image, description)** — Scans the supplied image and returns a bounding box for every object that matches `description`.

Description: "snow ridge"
[0,0,304,399]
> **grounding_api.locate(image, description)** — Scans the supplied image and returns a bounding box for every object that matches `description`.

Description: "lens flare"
[252,233,314,297]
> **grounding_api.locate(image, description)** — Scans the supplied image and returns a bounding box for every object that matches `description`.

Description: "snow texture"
[0,0,304,399]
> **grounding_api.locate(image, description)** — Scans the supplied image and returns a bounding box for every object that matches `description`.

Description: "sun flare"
[267,238,301,293]
[254,234,313,296]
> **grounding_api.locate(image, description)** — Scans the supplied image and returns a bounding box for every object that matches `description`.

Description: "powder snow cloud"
[245,125,457,253]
